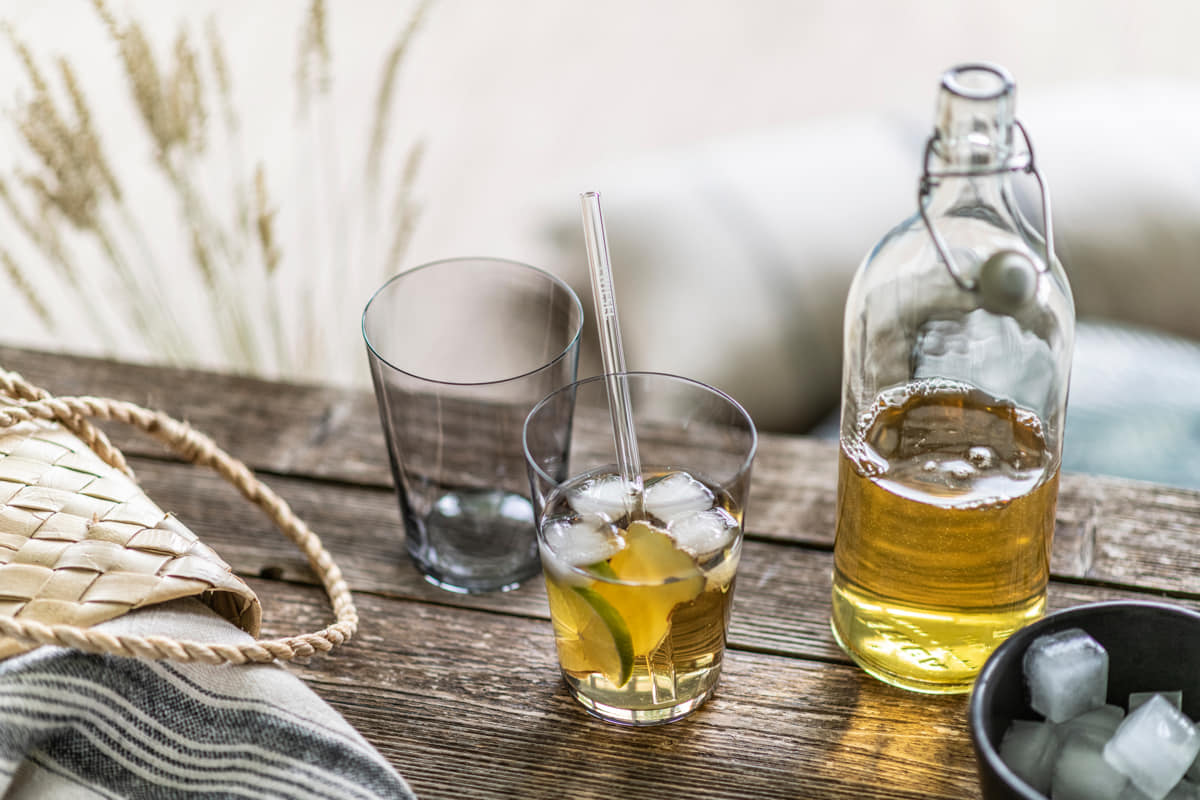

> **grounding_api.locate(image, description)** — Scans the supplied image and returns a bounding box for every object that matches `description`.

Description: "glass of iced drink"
[523,372,757,725]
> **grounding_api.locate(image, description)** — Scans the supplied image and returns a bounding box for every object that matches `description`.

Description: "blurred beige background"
[2,1,1199,395]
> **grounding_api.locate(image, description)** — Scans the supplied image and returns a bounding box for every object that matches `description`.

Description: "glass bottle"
[830,63,1075,694]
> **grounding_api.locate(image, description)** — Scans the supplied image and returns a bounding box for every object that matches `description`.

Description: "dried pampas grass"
[0,0,431,385]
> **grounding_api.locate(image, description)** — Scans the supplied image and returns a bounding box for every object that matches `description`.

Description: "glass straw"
[579,191,644,508]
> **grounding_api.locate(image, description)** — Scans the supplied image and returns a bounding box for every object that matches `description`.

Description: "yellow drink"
[539,468,741,725]
[831,381,1058,694]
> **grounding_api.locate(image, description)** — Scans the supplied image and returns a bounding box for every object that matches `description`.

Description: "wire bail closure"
[917,119,1056,306]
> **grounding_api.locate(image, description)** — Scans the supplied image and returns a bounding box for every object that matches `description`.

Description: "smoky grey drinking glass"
[362,257,583,593]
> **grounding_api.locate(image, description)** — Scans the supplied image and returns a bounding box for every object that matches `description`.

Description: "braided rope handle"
[0,371,358,664]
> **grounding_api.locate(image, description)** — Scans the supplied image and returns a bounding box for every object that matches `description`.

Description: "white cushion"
[538,80,1200,434]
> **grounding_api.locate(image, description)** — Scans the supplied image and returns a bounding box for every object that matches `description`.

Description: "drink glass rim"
[361,256,584,387]
[522,370,759,501]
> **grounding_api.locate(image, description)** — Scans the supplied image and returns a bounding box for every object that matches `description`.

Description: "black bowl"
[969,600,1200,800]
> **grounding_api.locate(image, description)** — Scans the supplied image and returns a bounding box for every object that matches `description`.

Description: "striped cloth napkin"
[0,598,414,799]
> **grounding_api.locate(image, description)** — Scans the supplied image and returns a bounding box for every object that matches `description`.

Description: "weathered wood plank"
[266,584,1200,800]
[255,579,984,800]
[0,345,388,484]
[7,346,1200,800]
[129,457,1200,671]
[126,448,1200,599]
[9,345,1200,576]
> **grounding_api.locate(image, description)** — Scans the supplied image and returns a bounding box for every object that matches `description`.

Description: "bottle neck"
[930,64,1016,172]
[922,64,1021,217]
[922,171,1016,219]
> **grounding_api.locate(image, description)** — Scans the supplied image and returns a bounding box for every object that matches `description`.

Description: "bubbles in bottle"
[946,460,976,481]
[968,446,997,469]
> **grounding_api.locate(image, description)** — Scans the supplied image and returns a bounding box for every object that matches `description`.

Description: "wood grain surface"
[3,345,1198,800]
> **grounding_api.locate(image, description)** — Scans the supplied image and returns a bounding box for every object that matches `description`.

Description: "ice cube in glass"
[567,473,633,518]
[644,470,714,523]
[667,507,739,558]
[540,515,624,580]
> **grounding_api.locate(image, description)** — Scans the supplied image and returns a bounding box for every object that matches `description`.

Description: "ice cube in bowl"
[969,600,1200,800]
[1103,694,1200,799]
[1050,729,1129,800]
[1023,627,1108,723]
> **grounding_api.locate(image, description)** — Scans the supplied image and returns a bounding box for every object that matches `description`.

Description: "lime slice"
[544,574,634,687]
[585,560,619,580]
[599,520,705,656]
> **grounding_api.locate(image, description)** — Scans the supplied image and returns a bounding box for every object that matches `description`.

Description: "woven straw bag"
[0,369,356,664]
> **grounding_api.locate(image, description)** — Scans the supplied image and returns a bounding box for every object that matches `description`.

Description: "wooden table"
[5,345,1200,800]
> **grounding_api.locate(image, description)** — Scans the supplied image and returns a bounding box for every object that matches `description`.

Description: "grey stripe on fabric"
[0,600,415,800]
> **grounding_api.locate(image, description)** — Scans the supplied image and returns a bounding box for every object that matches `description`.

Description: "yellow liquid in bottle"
[831,381,1058,694]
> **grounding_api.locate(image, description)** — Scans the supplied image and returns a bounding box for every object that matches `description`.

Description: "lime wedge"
[585,560,619,580]
[544,574,635,687]
[599,520,705,656]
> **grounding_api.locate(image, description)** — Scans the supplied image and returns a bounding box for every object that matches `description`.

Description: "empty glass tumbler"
[363,257,583,593]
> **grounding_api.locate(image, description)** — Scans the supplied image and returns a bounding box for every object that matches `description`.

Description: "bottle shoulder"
[843,203,1075,352]
[850,199,1073,306]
